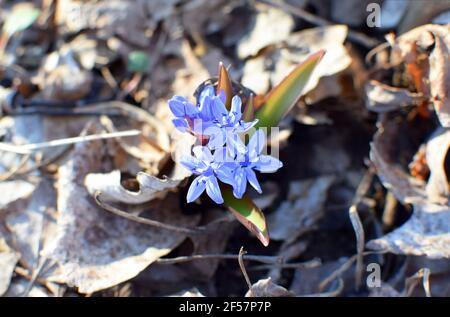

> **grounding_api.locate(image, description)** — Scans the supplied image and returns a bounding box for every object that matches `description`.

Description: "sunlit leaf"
[217,62,233,109]
[222,185,270,247]
[3,3,40,36]
[255,50,325,128]
[127,51,150,73]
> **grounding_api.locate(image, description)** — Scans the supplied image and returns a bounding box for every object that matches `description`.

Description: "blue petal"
[168,98,186,117]
[226,130,246,155]
[199,95,214,121]
[255,155,283,173]
[172,118,188,132]
[215,164,236,186]
[212,146,227,164]
[205,176,224,204]
[193,145,213,163]
[187,176,207,203]
[206,130,226,150]
[180,154,205,173]
[248,129,266,159]
[169,97,198,118]
[233,167,247,199]
[235,119,258,133]
[199,85,215,101]
[229,96,242,123]
[245,168,262,193]
[211,98,228,123]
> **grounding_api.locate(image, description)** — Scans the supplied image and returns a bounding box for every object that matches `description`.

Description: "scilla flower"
[169,84,282,204]
[180,146,235,204]
[206,93,258,151]
[229,129,283,199]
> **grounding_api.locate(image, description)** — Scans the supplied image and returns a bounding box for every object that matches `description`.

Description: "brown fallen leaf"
[237,5,294,59]
[425,128,450,204]
[44,124,200,294]
[0,237,20,296]
[267,176,335,242]
[0,180,35,209]
[245,277,294,297]
[367,203,450,259]
[365,80,423,113]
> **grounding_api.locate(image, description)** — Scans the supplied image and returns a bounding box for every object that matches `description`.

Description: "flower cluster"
[169,85,283,204]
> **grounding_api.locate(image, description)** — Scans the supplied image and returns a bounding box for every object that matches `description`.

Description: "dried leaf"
[4,179,56,270]
[367,203,450,259]
[237,6,294,59]
[429,28,450,127]
[365,80,423,113]
[267,176,335,242]
[0,180,35,209]
[425,128,450,204]
[0,238,20,296]
[245,277,294,297]
[85,170,184,205]
[44,127,199,294]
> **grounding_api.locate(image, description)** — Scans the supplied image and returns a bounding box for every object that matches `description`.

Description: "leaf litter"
[1,0,450,297]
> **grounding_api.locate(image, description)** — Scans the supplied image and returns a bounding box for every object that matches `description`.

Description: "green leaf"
[127,51,150,73]
[3,4,40,36]
[242,93,255,121]
[222,185,269,247]
[255,50,325,129]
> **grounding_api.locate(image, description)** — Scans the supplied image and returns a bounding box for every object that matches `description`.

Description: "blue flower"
[180,146,235,204]
[228,130,283,199]
[168,86,217,133]
[169,85,258,151]
[170,84,283,205]
[205,94,258,151]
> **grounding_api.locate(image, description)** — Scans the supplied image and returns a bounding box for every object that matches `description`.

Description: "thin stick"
[319,251,386,292]
[94,192,209,235]
[348,168,374,290]
[248,258,321,270]
[422,268,432,298]
[156,254,284,265]
[257,0,381,48]
[238,247,253,293]
[0,130,141,154]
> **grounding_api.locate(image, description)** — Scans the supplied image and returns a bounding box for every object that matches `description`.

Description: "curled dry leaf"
[267,176,335,242]
[370,125,428,205]
[389,24,450,127]
[367,203,450,259]
[0,238,20,296]
[44,126,199,294]
[369,119,450,258]
[85,170,183,205]
[245,277,294,297]
[425,128,450,204]
[365,80,423,113]
[85,129,195,205]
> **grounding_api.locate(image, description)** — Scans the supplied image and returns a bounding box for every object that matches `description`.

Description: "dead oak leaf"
[44,128,199,294]
[367,203,450,259]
